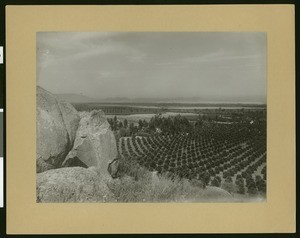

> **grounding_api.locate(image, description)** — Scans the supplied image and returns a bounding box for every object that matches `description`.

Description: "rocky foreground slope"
[36,167,114,202]
[36,86,80,173]
[36,86,118,202]
[36,86,234,202]
[62,110,118,179]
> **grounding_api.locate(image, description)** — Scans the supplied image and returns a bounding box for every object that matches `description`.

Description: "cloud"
[37,32,266,103]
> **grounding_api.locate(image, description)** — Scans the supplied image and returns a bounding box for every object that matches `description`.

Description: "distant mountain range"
[56,93,266,105]
[55,94,97,103]
[100,96,209,103]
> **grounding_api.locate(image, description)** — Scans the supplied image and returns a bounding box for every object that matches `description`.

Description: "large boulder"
[36,86,80,173]
[62,110,118,179]
[36,167,114,202]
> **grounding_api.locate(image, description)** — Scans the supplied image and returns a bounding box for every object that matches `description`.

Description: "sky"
[37,32,266,103]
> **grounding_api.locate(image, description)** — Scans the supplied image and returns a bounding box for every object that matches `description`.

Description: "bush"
[222,176,236,194]
[247,185,258,195]
[235,177,246,194]
[116,157,148,181]
[255,176,266,193]
[211,177,221,187]
[190,178,205,188]
[199,172,211,188]
[107,171,207,202]
[105,157,212,202]
[225,176,233,183]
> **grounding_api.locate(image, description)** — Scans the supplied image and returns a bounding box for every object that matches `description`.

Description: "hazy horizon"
[37,32,266,104]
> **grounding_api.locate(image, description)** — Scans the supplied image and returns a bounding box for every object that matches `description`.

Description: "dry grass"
[106,157,218,202]
[106,157,266,203]
[106,157,199,202]
[107,172,205,202]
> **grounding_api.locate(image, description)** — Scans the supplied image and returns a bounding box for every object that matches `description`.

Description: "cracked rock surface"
[36,86,80,173]
[36,167,115,202]
[63,110,118,179]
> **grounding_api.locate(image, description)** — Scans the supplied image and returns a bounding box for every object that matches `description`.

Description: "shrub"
[235,177,246,194]
[255,176,266,193]
[222,176,236,194]
[199,172,211,188]
[107,170,207,202]
[211,177,221,187]
[190,178,205,188]
[247,184,258,195]
[225,176,233,183]
[116,157,148,181]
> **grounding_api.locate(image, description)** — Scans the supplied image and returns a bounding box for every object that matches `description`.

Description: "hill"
[55,93,96,103]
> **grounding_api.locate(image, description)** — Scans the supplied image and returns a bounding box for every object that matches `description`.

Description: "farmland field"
[106,112,199,124]
[117,118,266,196]
[73,102,267,197]
[39,89,268,202]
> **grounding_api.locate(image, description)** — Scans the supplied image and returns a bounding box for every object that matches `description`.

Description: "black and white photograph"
[36,32,267,203]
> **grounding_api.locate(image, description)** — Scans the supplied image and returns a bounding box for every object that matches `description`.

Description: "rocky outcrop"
[36,167,114,202]
[36,86,80,173]
[107,159,120,178]
[202,186,233,201]
[62,110,118,179]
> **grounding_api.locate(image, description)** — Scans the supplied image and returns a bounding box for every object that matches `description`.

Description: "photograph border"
[5,4,295,234]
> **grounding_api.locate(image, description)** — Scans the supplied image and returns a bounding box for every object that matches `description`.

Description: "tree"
[225,176,233,183]
[138,119,143,130]
[199,172,210,188]
[222,176,235,194]
[255,175,266,193]
[113,116,118,130]
[107,118,114,130]
[129,122,135,136]
[246,177,258,195]
[235,177,246,194]
[149,121,155,132]
[132,125,138,135]
[195,119,203,128]
[142,119,148,128]
[211,177,221,187]
[123,119,128,128]
[119,127,127,137]
[247,184,258,195]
